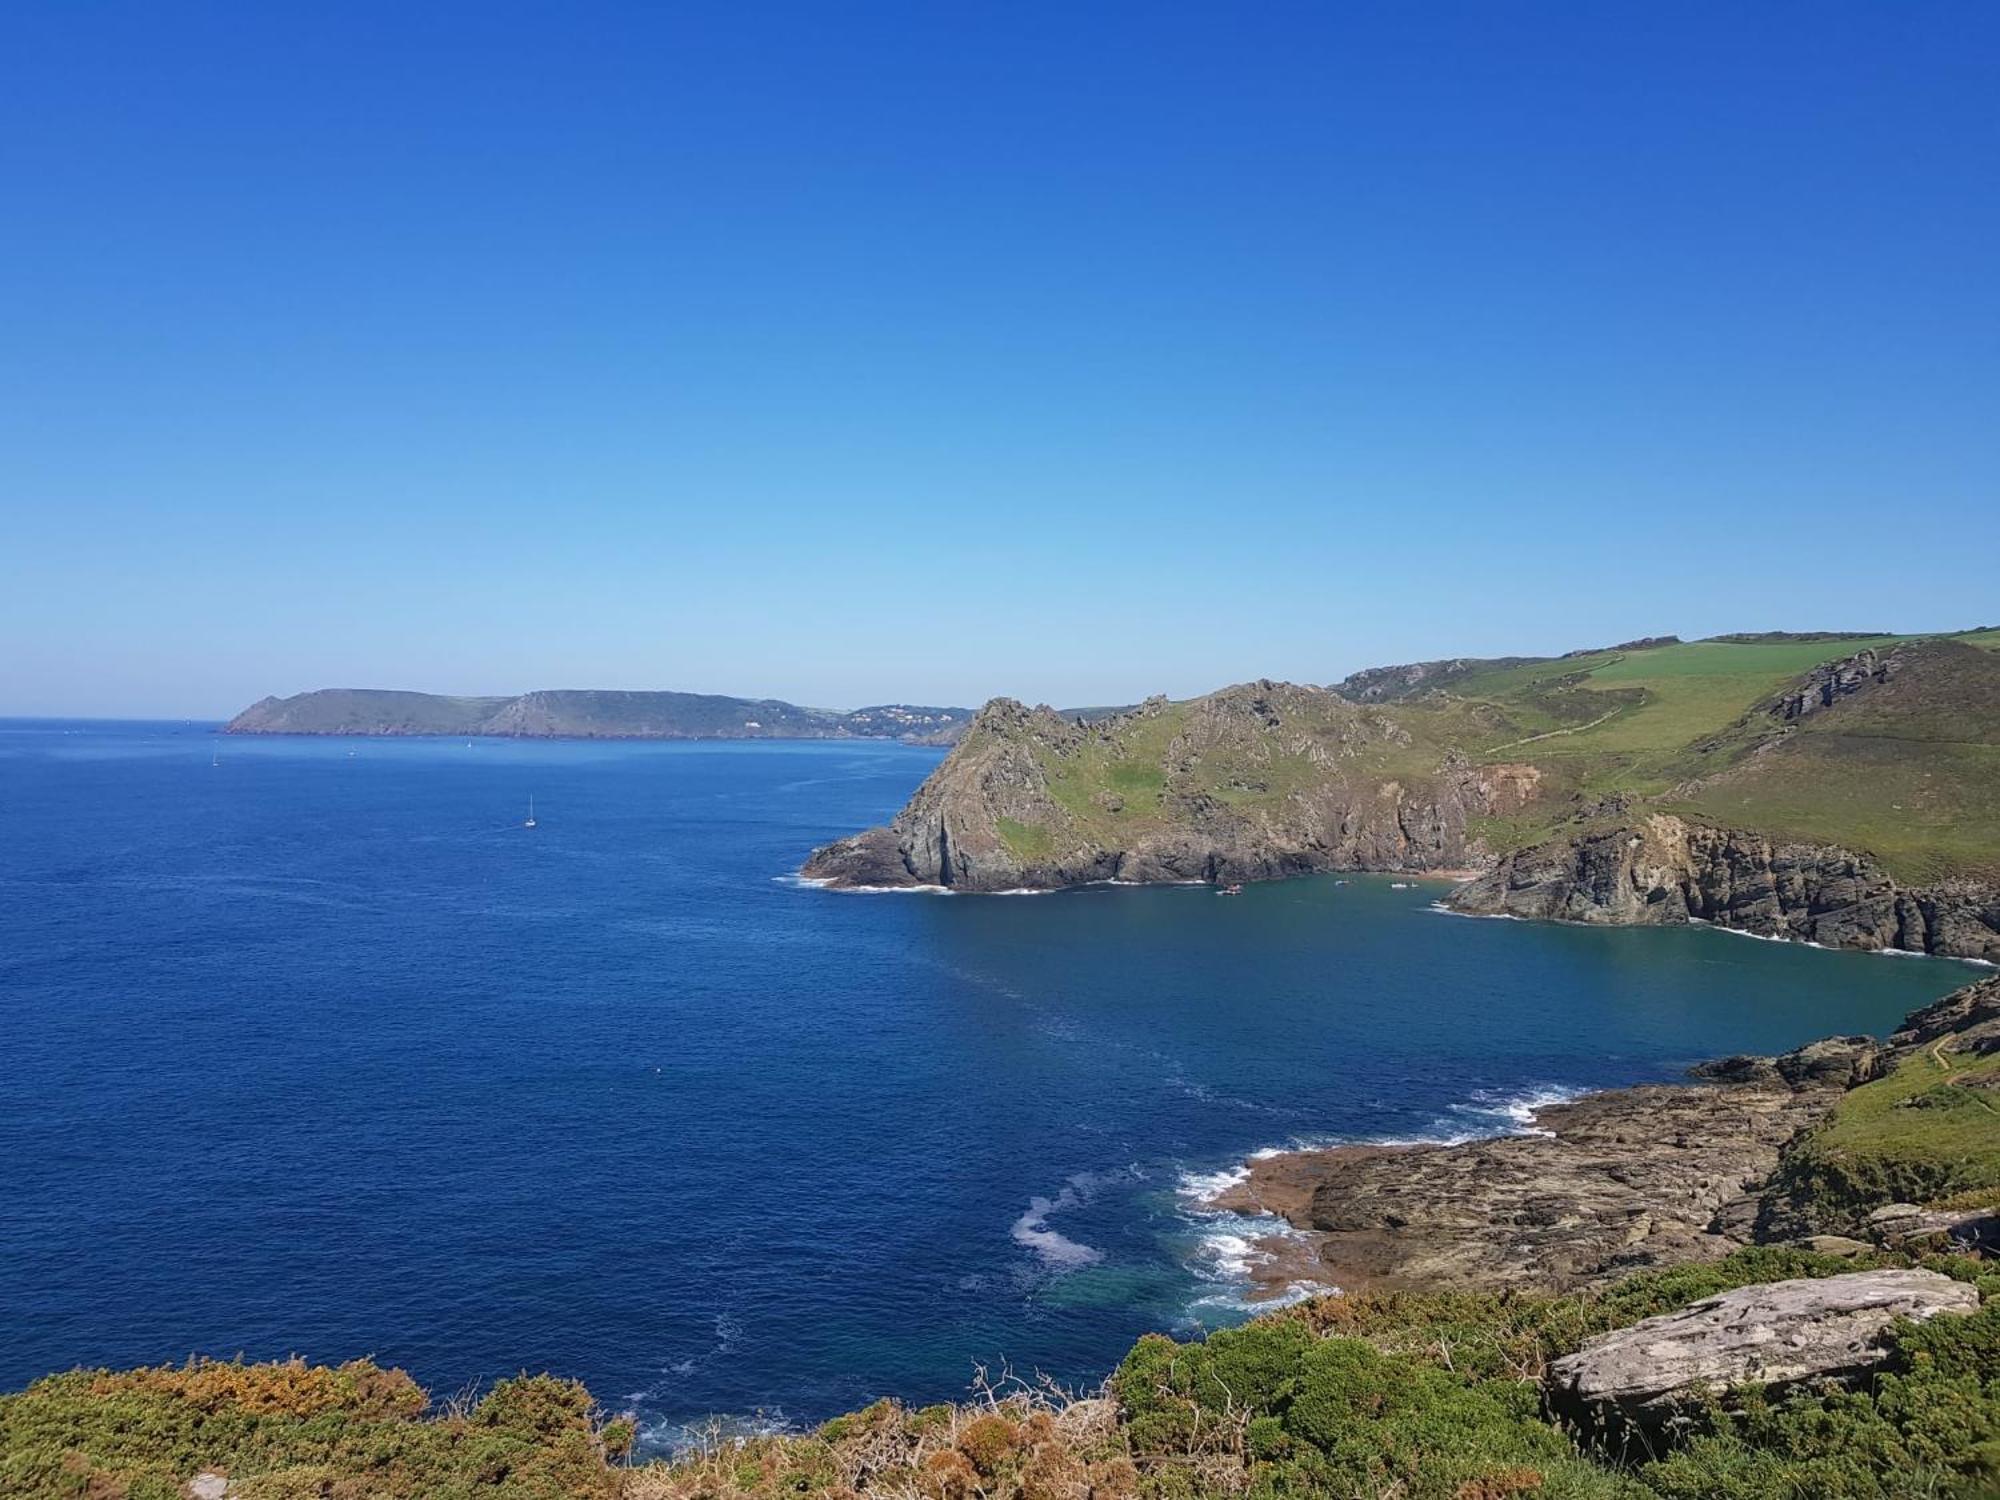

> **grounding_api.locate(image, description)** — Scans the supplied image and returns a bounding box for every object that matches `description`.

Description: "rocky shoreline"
[1449,813,2000,964]
[1200,977,2000,1300]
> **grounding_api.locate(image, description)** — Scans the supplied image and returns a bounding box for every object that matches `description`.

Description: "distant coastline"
[223,686,973,744]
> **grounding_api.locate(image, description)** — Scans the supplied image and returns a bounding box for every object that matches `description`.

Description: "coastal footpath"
[802,631,2000,960]
[7,975,1998,1498]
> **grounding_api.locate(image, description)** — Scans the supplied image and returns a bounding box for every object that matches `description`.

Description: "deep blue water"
[0,721,1981,1444]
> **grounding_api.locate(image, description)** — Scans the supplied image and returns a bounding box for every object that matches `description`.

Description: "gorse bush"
[3,1251,1995,1499]
[0,1358,625,1500]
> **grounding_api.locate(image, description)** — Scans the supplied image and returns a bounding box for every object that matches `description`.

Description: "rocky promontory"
[801,687,1530,891]
[225,687,971,743]
[1209,976,2000,1298]
[803,632,2000,960]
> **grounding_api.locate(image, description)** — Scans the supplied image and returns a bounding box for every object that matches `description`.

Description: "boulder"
[1546,1269,1977,1434]
[1866,1202,2000,1254]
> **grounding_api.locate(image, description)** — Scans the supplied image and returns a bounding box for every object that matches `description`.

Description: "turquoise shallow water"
[0,720,1980,1445]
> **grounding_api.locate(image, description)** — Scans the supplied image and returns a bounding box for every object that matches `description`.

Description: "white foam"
[1446,1084,1585,1138]
[777,871,952,893]
[1428,901,1522,921]
[1011,1184,1104,1268]
[1175,1164,1250,1201]
[1176,1191,1333,1314]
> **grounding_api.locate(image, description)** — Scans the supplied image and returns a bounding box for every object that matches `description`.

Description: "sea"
[0,720,1981,1447]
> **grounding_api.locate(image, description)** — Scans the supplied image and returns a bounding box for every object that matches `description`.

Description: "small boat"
[1389,881,1412,889]
[524,796,537,829]
[1217,883,1244,896]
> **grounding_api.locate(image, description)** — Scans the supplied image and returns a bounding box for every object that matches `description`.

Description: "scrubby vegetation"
[8,1251,1996,1500]
[0,1362,628,1499]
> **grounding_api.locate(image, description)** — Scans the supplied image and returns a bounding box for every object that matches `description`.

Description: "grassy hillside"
[964,630,2000,886]
[1669,640,2000,882]
[1766,1045,2000,1230]
[8,1251,1996,1500]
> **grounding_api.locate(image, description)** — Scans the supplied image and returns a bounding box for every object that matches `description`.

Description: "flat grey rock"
[1547,1268,1978,1419]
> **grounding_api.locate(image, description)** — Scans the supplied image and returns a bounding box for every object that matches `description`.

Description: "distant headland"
[223,688,973,744]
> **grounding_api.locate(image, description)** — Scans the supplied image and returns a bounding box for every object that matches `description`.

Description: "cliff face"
[1448,813,2000,962]
[802,687,1519,890]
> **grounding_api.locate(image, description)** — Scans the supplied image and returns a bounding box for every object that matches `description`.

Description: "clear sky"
[3,2,1995,717]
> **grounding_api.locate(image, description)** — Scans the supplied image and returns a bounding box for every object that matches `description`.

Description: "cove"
[0,722,1977,1447]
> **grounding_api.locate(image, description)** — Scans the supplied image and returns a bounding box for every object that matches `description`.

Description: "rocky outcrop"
[1209,978,2000,1305]
[1545,1269,1978,1433]
[1448,813,2000,961]
[1887,976,2000,1058]
[1771,646,1903,722]
[802,688,1512,891]
[1864,1202,2000,1256]
[1211,1031,1866,1294]
[1332,656,1545,703]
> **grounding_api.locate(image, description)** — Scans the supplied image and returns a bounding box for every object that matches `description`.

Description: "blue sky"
[3,2,1995,716]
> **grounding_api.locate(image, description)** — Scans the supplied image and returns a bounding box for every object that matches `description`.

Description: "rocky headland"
[801,686,1533,890]
[802,631,2000,959]
[225,687,972,743]
[1209,975,2000,1300]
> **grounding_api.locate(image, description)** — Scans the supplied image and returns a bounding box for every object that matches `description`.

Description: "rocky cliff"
[805,632,2000,954]
[802,686,1524,890]
[1447,813,2000,961]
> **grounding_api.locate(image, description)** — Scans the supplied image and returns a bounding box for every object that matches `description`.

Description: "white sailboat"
[524,796,537,829]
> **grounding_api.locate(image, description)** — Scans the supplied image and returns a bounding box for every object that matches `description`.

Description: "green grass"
[994,816,1058,863]
[1468,638,1902,761]
[1669,641,2000,882]
[1766,1045,2000,1229]
[1675,739,2000,883]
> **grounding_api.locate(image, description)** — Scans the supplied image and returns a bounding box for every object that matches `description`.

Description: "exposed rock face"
[1209,977,1999,1306]
[1545,1269,1977,1430]
[1448,813,2000,961]
[1771,646,1903,721]
[1211,1036,1858,1294]
[1865,1202,2000,1256]
[1332,656,1543,703]
[802,690,1509,891]
[1888,976,2000,1058]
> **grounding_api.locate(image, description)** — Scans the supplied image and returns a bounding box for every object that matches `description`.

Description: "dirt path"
[1487,708,1622,755]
